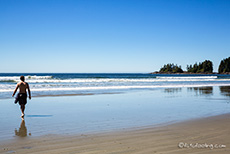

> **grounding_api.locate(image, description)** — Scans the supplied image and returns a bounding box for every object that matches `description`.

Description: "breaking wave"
[0,73,230,98]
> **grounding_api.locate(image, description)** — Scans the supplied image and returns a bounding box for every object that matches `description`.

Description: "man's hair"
[20,76,25,81]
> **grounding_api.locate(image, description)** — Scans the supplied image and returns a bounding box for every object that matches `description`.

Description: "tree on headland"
[159,63,183,73]
[153,58,230,74]
[187,60,213,73]
[218,57,230,73]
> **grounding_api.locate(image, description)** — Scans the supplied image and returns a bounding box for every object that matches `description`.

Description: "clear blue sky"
[0,0,229,73]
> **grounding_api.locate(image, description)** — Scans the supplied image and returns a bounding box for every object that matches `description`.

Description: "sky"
[0,0,229,73]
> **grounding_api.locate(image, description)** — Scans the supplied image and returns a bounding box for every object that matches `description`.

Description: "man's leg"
[20,104,25,117]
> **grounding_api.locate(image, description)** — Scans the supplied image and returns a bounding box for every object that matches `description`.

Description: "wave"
[1,78,230,83]
[156,76,218,79]
[1,77,229,83]
[19,79,230,83]
[1,75,229,84]
[27,75,53,79]
[1,83,230,92]
[0,75,53,82]
[0,80,16,83]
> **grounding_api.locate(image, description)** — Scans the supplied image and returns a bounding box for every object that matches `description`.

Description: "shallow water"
[0,86,230,141]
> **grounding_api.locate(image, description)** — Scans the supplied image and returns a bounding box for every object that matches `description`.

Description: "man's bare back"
[13,81,31,99]
[18,81,29,94]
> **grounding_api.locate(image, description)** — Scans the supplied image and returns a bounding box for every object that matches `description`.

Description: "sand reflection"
[164,88,182,93]
[219,86,230,97]
[15,119,31,137]
[188,87,213,96]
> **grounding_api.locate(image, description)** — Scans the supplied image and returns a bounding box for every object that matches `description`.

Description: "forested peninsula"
[152,57,230,74]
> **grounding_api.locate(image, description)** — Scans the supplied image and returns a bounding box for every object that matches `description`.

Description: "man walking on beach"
[12,76,31,118]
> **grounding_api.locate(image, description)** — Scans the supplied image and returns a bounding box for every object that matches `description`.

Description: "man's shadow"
[15,118,31,137]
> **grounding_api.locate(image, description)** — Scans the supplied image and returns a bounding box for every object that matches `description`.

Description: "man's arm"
[27,83,31,99]
[12,84,19,97]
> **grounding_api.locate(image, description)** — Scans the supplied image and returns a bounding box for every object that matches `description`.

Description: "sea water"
[0,73,230,141]
[0,73,230,98]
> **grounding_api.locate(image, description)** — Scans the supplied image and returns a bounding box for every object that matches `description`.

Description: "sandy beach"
[1,113,229,154]
[1,0,230,152]
[0,86,230,154]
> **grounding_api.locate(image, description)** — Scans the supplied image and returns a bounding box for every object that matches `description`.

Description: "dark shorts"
[15,93,27,105]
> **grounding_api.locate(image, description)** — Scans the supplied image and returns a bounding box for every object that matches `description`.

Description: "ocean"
[1,73,230,140]
[1,73,230,99]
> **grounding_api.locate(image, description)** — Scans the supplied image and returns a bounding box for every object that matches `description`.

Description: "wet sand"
[1,113,229,154]
[32,92,121,98]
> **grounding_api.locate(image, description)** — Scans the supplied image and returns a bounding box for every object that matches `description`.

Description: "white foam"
[1,75,229,83]
[1,83,230,92]
[156,76,218,79]
[0,76,19,81]
[0,75,53,82]
[27,75,53,79]
[5,77,229,83]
